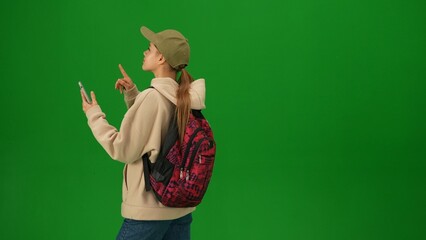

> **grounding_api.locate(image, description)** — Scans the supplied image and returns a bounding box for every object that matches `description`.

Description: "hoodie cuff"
[124,85,139,102]
[85,105,104,122]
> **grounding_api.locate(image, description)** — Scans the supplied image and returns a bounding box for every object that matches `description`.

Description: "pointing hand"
[115,64,135,94]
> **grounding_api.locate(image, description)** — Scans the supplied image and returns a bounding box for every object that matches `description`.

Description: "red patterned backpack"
[142,91,216,207]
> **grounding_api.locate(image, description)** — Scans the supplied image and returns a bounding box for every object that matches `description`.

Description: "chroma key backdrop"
[1,0,425,239]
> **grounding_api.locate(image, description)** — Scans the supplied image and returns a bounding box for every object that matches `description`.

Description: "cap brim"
[140,26,156,42]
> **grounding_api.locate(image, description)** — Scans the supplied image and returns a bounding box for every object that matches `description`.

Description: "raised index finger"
[118,64,129,78]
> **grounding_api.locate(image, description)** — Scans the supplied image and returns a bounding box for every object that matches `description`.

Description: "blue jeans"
[116,213,192,240]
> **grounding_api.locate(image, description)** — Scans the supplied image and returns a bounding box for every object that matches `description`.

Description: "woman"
[80,26,206,240]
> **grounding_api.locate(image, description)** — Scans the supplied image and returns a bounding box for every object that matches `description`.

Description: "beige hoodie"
[85,77,206,220]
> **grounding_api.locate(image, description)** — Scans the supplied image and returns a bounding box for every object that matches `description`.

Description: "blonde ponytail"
[176,68,194,143]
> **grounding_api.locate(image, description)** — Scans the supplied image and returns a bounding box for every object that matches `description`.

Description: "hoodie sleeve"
[85,89,162,164]
[123,85,140,109]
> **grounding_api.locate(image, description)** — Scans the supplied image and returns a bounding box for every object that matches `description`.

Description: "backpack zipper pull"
[186,170,190,181]
[180,168,183,179]
[199,154,202,164]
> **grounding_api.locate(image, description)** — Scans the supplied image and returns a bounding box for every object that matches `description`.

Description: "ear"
[157,54,167,65]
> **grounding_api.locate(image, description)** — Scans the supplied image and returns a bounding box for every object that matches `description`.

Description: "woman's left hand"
[81,90,99,113]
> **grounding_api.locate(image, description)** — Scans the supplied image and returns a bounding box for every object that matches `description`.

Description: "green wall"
[1,0,425,239]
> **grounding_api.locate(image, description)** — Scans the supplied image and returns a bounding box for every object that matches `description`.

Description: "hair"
[175,66,194,143]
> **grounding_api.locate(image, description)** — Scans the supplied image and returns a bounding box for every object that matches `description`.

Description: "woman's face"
[142,43,162,71]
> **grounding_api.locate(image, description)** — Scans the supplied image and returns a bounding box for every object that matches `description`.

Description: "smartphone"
[78,81,92,104]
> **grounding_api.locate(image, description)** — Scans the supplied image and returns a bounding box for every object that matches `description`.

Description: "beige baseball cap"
[140,26,190,70]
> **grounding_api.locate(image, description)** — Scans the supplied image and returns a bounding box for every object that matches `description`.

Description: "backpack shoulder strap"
[142,153,152,191]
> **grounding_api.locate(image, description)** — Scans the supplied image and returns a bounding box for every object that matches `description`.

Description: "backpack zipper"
[180,127,204,176]
[186,137,213,174]
[181,127,204,163]
[179,137,210,180]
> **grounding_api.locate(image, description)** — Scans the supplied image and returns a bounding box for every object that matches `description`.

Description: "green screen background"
[1,0,425,239]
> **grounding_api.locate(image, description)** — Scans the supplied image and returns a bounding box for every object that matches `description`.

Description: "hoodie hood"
[150,77,206,110]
